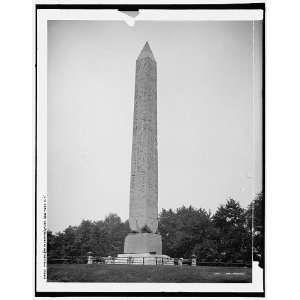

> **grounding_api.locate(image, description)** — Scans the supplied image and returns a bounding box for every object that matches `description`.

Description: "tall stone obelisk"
[124,42,162,255]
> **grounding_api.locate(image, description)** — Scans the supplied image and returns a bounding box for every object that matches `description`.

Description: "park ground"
[47,264,252,283]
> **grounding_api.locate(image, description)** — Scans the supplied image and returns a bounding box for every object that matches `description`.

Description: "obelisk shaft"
[124,42,161,254]
[129,42,158,234]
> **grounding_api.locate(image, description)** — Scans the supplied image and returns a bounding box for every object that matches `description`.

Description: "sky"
[48,20,262,233]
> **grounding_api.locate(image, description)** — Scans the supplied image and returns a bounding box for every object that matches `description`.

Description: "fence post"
[178,258,183,267]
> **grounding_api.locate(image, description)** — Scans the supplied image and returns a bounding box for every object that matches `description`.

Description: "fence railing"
[47,256,252,267]
[104,256,174,265]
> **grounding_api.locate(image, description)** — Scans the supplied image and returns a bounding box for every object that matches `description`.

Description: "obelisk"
[124,42,162,255]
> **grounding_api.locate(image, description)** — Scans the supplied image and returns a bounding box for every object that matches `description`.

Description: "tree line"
[47,193,263,265]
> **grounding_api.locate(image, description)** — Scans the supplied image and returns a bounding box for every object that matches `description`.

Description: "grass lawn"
[47,264,252,283]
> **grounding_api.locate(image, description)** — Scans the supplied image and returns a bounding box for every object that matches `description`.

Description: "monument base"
[124,233,162,255]
[110,253,174,265]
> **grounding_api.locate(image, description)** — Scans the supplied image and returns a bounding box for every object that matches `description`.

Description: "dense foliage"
[245,192,264,266]
[48,194,263,264]
[47,214,130,262]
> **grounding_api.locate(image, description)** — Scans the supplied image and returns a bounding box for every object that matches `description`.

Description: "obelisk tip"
[137,41,156,61]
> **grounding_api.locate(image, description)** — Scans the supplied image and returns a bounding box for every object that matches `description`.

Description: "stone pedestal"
[124,233,162,255]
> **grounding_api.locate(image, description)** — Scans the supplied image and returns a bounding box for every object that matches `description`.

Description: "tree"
[213,198,251,262]
[63,226,79,257]
[246,192,264,267]
[193,238,218,262]
[158,208,177,257]
[103,213,130,256]
[47,230,65,262]
[159,206,213,258]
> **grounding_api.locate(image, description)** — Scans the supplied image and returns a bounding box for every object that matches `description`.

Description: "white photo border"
[35,2,265,297]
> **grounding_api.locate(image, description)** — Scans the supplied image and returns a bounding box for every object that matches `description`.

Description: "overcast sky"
[48,20,262,233]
